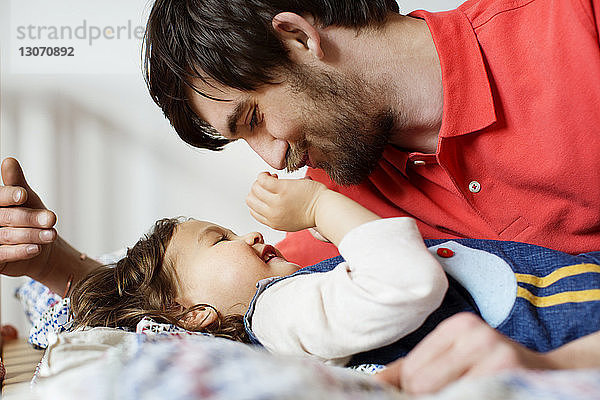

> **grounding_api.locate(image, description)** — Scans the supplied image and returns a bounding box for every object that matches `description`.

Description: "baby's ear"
[179,305,218,329]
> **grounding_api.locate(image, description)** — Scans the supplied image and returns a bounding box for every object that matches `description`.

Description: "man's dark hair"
[143,0,399,151]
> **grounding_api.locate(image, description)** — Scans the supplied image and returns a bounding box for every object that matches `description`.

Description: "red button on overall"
[436,248,454,258]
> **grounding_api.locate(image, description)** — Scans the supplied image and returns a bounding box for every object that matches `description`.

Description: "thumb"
[373,358,404,389]
[1,158,46,209]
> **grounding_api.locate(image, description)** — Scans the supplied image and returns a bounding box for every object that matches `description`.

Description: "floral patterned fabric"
[15,279,62,325]
[135,317,211,338]
[26,293,211,349]
[28,298,73,349]
[20,331,600,400]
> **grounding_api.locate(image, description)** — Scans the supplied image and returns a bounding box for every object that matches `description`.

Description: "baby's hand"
[246,172,327,232]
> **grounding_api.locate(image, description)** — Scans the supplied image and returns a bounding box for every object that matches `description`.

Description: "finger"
[404,335,475,394]
[465,339,537,379]
[0,227,57,245]
[402,324,457,379]
[0,207,57,228]
[400,313,480,392]
[0,186,27,206]
[250,180,278,203]
[262,171,279,179]
[256,171,271,181]
[248,208,270,227]
[404,313,479,373]
[245,195,271,218]
[256,172,280,193]
[403,316,495,394]
[374,358,404,389]
[1,158,45,209]
[463,345,515,379]
[0,244,41,267]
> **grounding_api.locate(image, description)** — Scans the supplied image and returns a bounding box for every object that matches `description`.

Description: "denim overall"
[244,239,600,367]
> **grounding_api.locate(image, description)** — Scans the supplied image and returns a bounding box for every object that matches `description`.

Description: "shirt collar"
[376,9,497,177]
[409,9,497,139]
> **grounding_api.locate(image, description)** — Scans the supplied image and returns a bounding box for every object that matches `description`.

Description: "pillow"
[35,327,136,382]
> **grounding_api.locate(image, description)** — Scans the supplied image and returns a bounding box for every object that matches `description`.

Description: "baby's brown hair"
[70,217,249,342]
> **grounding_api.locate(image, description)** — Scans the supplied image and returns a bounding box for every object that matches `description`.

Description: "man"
[144,0,600,267]
[1,0,599,393]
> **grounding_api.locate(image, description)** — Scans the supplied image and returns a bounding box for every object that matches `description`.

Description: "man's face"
[187,65,394,186]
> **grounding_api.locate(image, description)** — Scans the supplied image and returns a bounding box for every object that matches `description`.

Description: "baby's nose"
[242,231,264,245]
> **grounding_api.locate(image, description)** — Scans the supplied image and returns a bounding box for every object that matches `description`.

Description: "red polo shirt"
[277,0,600,266]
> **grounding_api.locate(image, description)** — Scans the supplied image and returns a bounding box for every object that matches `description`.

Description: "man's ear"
[272,12,324,61]
[179,305,218,329]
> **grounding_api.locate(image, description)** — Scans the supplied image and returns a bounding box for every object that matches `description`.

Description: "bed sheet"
[7,328,600,400]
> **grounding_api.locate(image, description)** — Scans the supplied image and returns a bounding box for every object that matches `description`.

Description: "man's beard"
[284,65,394,186]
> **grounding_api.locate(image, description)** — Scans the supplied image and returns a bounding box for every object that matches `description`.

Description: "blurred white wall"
[0,0,464,336]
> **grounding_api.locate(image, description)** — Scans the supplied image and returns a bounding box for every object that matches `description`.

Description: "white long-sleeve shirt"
[251,218,449,366]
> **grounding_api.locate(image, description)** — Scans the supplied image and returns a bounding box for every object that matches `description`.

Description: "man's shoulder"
[457,0,532,27]
[458,0,584,29]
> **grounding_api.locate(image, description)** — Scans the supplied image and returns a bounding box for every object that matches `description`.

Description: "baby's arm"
[246,172,378,246]
[251,217,449,364]
[247,173,448,364]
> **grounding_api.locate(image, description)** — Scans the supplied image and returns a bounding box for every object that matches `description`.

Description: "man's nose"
[244,135,288,170]
[241,231,264,246]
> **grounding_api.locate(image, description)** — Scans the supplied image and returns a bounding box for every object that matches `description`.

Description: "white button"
[469,180,481,193]
[413,160,426,166]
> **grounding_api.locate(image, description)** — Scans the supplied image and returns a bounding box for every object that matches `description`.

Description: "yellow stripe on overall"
[515,263,600,307]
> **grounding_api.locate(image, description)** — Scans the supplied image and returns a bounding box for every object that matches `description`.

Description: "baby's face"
[166,220,301,315]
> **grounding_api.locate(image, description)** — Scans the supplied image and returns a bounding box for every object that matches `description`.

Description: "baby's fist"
[246,172,327,232]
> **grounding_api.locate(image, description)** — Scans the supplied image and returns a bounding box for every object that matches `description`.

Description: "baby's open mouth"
[261,245,279,263]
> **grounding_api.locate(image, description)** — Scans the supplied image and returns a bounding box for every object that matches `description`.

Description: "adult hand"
[0,158,57,280]
[375,312,555,394]
[246,171,327,232]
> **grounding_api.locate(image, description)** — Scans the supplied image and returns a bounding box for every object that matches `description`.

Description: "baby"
[71,173,600,367]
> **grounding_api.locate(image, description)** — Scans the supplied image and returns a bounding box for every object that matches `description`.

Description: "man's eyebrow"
[226,99,251,137]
